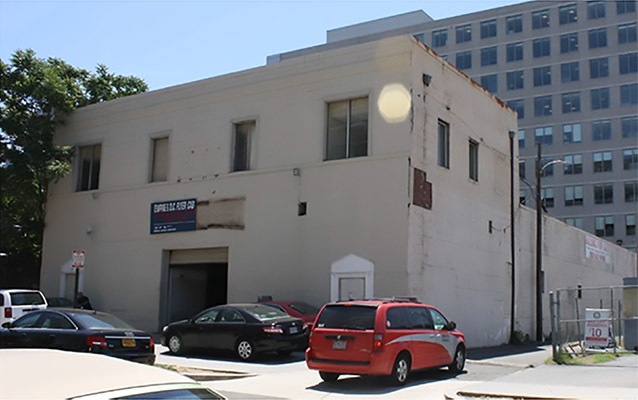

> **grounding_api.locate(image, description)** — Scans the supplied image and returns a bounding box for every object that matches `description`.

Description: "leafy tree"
[0,49,148,287]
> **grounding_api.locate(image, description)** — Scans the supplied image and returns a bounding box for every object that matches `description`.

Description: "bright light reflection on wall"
[378,84,411,123]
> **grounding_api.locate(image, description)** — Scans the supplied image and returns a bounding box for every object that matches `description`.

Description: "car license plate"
[289,326,298,334]
[332,340,347,350]
[122,338,136,347]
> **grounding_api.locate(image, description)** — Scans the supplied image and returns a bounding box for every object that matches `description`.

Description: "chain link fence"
[549,282,638,361]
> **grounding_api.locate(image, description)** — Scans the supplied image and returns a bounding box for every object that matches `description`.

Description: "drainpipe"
[508,130,516,343]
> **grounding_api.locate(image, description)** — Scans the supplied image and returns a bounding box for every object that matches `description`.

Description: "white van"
[0,289,48,325]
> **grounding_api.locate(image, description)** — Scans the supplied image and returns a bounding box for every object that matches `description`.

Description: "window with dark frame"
[560,32,579,53]
[592,120,612,141]
[480,75,498,94]
[562,92,581,113]
[594,183,614,204]
[481,19,497,38]
[619,53,638,74]
[518,129,525,148]
[559,4,578,24]
[565,218,584,229]
[507,71,524,90]
[456,24,472,43]
[76,143,101,192]
[506,14,523,34]
[565,185,584,206]
[591,88,610,110]
[587,1,606,19]
[469,139,479,181]
[325,97,368,161]
[617,0,637,14]
[535,126,553,145]
[506,42,523,62]
[519,160,526,178]
[561,62,580,83]
[626,215,636,236]
[618,23,637,44]
[456,51,472,70]
[626,181,638,202]
[595,216,614,237]
[438,120,450,169]
[564,154,583,174]
[481,46,497,66]
[588,28,607,49]
[533,66,551,86]
[508,99,524,119]
[532,9,550,29]
[534,95,552,117]
[232,120,255,172]
[590,57,609,78]
[563,123,582,143]
[621,83,638,106]
[541,188,554,208]
[622,117,638,138]
[533,37,551,57]
[624,149,638,170]
[593,151,613,172]
[432,29,448,47]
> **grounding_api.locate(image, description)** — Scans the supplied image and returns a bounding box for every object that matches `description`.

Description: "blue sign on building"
[150,198,197,234]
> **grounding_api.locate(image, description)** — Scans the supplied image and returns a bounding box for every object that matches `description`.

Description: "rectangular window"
[565,218,584,229]
[532,9,550,29]
[588,1,606,19]
[591,88,610,110]
[595,216,614,237]
[540,157,554,177]
[541,187,554,208]
[325,97,368,161]
[519,189,527,205]
[481,46,497,66]
[150,136,168,182]
[506,42,523,62]
[626,181,638,202]
[76,144,101,191]
[594,183,614,204]
[565,185,584,206]
[438,120,450,168]
[590,57,609,78]
[561,62,580,83]
[588,28,608,49]
[619,53,638,74]
[562,92,581,113]
[469,140,479,181]
[519,160,526,178]
[480,74,498,94]
[456,24,472,43]
[533,66,552,86]
[560,4,578,24]
[481,20,497,38]
[533,38,551,57]
[627,215,637,236]
[624,149,638,170]
[560,32,579,53]
[621,83,638,106]
[232,121,255,171]
[618,23,637,44]
[518,129,525,148]
[593,151,613,172]
[564,154,583,174]
[535,126,553,145]
[508,99,524,120]
[622,117,638,138]
[534,95,552,117]
[432,29,448,47]
[618,1,637,13]
[507,71,524,90]
[563,123,582,143]
[592,119,612,141]
[506,14,523,34]
[456,51,472,70]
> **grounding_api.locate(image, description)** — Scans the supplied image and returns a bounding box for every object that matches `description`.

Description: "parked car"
[0,348,225,399]
[162,303,308,360]
[0,289,48,325]
[305,297,466,386]
[257,296,319,327]
[0,308,155,364]
[46,296,74,308]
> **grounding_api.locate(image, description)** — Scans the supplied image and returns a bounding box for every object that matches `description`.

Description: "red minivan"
[305,298,465,385]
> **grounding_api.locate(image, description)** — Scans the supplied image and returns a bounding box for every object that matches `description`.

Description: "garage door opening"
[167,248,228,323]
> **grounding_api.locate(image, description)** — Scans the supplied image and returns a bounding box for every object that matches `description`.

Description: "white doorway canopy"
[330,254,374,302]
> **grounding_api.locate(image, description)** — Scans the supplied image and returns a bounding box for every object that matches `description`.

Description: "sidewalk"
[450,354,638,400]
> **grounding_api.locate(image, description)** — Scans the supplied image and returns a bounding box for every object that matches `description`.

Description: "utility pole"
[535,143,543,342]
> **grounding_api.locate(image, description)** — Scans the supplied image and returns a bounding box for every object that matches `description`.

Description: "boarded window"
[233,121,255,172]
[151,137,168,182]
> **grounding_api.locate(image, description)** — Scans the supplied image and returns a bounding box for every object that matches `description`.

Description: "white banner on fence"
[584,308,612,348]
[585,235,610,264]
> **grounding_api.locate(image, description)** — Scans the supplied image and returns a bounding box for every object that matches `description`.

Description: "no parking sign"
[72,250,85,269]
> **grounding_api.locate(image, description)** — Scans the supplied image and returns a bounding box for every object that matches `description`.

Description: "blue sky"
[1,0,523,91]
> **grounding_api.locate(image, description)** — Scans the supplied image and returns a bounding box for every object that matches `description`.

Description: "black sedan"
[0,308,155,364]
[162,304,308,360]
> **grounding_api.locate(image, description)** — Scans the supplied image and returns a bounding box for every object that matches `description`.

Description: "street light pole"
[535,143,543,342]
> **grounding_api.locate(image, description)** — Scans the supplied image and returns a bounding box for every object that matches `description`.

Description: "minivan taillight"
[373,334,384,351]
[87,335,108,348]
[4,307,11,319]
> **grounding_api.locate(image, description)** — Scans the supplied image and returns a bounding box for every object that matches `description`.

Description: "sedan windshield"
[242,305,289,321]
[72,312,135,330]
[289,302,319,315]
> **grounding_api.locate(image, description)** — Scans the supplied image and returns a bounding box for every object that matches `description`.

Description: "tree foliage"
[0,49,147,286]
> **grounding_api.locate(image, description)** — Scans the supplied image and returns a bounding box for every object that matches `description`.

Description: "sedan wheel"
[167,335,183,355]
[236,339,256,361]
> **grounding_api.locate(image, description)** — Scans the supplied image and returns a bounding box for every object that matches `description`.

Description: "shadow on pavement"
[307,368,465,395]
[159,349,306,366]
[467,343,546,361]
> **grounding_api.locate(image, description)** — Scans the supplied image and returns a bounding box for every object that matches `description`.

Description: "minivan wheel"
[389,353,410,386]
[167,335,184,355]
[319,371,340,383]
[236,339,256,361]
[449,345,466,373]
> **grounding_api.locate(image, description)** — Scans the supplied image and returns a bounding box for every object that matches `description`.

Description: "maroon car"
[258,297,319,328]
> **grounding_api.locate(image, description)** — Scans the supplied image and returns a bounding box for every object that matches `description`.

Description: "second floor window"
[593,151,613,172]
[232,121,255,171]
[326,97,368,161]
[76,144,101,192]
[541,187,554,207]
[518,129,525,148]
[150,136,169,182]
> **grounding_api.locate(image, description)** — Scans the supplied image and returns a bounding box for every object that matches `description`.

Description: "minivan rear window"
[315,305,376,330]
[10,292,46,306]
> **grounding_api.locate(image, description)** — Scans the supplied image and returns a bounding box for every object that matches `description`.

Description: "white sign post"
[584,308,612,348]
